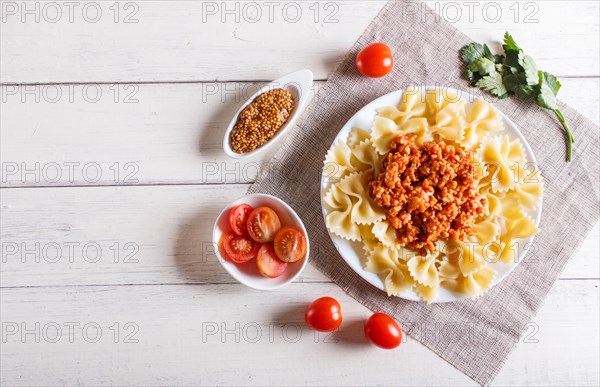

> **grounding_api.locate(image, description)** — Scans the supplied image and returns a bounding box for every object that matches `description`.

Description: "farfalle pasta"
[322,87,543,303]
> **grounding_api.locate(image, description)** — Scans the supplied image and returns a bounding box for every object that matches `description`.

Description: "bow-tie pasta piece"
[358,223,377,241]
[351,139,384,177]
[431,104,466,142]
[372,220,402,249]
[469,219,501,245]
[365,244,415,295]
[414,282,440,304]
[498,211,540,264]
[455,241,495,276]
[477,135,522,193]
[370,116,400,154]
[457,266,497,300]
[514,166,544,210]
[399,117,432,145]
[323,183,361,241]
[348,127,371,149]
[424,87,465,124]
[323,139,354,181]
[478,186,503,219]
[376,89,426,124]
[336,172,386,225]
[407,254,439,287]
[462,98,504,149]
[438,257,462,280]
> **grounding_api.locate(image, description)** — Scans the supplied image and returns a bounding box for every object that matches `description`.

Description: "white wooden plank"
[0,184,329,287]
[0,280,597,386]
[1,1,598,83]
[0,184,597,288]
[2,78,598,187]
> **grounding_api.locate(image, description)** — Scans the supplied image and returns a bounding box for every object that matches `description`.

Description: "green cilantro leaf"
[483,44,494,61]
[503,32,521,52]
[460,43,485,65]
[463,68,482,86]
[468,57,496,76]
[504,73,536,100]
[514,85,537,100]
[541,71,561,95]
[536,71,558,110]
[493,54,505,64]
[502,73,524,90]
[475,72,509,98]
[519,54,539,85]
[463,68,474,81]
[505,50,524,70]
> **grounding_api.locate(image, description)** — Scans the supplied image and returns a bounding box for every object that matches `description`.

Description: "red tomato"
[355,43,394,78]
[219,231,260,264]
[256,243,288,278]
[273,226,307,263]
[247,207,281,243]
[364,312,402,349]
[229,204,254,236]
[305,297,342,332]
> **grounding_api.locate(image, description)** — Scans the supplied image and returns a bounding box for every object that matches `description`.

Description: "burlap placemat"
[248,1,600,385]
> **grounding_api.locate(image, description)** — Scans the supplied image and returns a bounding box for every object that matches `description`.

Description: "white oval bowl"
[213,194,310,290]
[320,86,543,303]
[223,69,314,159]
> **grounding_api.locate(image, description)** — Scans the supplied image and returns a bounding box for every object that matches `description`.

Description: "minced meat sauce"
[370,134,486,251]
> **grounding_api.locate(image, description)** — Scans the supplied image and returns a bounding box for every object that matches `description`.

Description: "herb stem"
[553,109,574,161]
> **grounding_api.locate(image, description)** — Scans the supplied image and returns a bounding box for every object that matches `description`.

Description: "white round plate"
[320,86,542,303]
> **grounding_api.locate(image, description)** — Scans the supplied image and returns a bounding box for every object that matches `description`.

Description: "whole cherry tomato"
[305,297,343,332]
[355,42,394,78]
[364,312,402,349]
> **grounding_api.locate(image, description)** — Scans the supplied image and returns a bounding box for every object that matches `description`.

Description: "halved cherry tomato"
[256,243,288,278]
[273,226,307,263]
[247,207,281,243]
[364,312,402,350]
[229,204,254,236]
[305,297,342,332]
[219,231,260,264]
[355,42,394,78]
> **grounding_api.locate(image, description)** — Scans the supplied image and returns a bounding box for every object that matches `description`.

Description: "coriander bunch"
[461,32,574,162]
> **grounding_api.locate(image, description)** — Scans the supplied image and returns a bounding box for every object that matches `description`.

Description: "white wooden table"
[1,1,598,385]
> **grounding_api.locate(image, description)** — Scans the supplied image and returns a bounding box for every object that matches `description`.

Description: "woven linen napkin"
[248,1,600,385]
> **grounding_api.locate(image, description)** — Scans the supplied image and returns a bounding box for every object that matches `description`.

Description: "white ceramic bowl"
[223,69,314,159]
[213,194,310,290]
